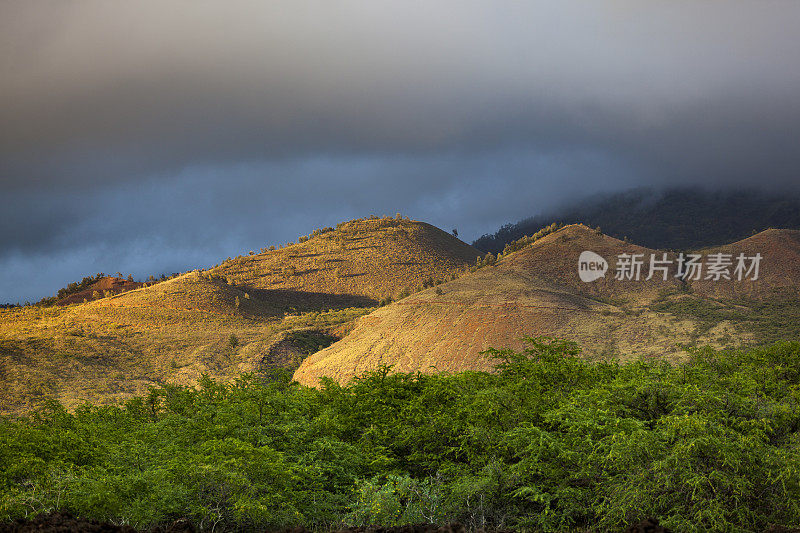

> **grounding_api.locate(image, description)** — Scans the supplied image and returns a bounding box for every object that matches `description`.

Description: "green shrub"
[2,340,800,531]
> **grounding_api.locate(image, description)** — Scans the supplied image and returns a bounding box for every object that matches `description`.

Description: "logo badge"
[578,251,608,282]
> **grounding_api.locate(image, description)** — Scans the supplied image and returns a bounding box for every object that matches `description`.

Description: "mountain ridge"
[473,187,800,253]
[2,218,798,412]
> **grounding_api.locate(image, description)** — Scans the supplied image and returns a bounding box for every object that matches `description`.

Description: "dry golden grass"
[209,217,480,301]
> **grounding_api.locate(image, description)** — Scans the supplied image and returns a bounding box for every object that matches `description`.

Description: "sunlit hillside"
[294,225,800,386]
[209,216,481,302]
[0,216,480,414]
[0,272,369,413]
[4,221,797,413]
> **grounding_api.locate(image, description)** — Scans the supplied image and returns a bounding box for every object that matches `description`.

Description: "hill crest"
[55,276,144,306]
[209,216,481,301]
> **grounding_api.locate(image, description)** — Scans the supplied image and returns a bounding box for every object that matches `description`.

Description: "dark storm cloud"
[1,1,800,301]
[4,1,799,189]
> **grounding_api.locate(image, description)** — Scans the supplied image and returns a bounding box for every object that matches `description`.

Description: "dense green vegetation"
[473,187,800,253]
[2,339,800,532]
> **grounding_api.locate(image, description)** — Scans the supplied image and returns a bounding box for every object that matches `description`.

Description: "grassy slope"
[294,225,800,386]
[0,271,370,413]
[209,217,481,301]
[689,228,800,299]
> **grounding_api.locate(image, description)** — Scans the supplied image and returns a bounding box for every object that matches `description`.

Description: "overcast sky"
[2,1,800,302]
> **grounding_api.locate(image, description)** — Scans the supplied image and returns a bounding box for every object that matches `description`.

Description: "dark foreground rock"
[0,512,136,533]
[327,525,467,533]
[761,526,800,533]
[2,513,798,533]
[622,518,672,533]
[0,512,193,533]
